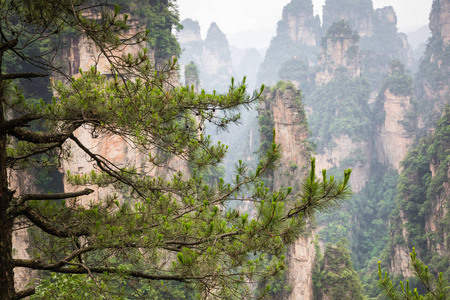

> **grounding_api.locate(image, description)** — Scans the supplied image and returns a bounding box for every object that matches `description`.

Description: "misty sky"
[177,0,432,49]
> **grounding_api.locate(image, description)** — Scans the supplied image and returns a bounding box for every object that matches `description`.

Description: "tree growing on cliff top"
[0,0,351,298]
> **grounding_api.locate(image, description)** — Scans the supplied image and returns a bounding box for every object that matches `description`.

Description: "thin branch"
[0,37,18,52]
[14,247,95,271]
[16,188,94,206]
[8,126,77,144]
[69,134,146,198]
[14,258,191,282]
[2,72,48,80]
[7,141,64,167]
[0,113,40,133]
[18,205,90,237]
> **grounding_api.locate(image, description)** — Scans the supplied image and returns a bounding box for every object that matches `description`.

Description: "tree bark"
[0,52,16,299]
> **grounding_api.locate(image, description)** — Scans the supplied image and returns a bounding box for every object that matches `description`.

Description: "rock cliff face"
[384,0,450,281]
[316,21,361,85]
[322,0,374,37]
[257,0,320,86]
[259,83,314,300]
[315,136,370,193]
[279,0,320,47]
[415,0,450,129]
[322,1,413,89]
[375,89,414,171]
[375,62,415,171]
[54,15,189,205]
[388,109,450,278]
[201,23,234,92]
[430,0,450,47]
[311,21,370,193]
[177,19,203,68]
[177,20,234,92]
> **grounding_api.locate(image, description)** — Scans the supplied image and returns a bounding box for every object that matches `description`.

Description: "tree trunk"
[0,53,16,299]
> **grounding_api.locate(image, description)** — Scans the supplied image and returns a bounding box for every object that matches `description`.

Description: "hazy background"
[177,0,433,49]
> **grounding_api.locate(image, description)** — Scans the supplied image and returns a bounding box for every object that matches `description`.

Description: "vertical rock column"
[259,83,314,300]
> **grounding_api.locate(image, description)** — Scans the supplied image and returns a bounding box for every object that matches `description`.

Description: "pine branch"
[17,205,90,237]
[2,72,48,80]
[8,126,78,144]
[14,247,95,271]
[14,259,190,282]
[16,188,94,206]
[0,114,40,133]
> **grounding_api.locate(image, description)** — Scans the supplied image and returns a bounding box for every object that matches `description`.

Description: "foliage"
[279,58,314,93]
[382,60,413,96]
[0,0,353,298]
[415,30,450,129]
[304,74,371,151]
[31,272,198,299]
[378,248,449,300]
[314,240,366,299]
[113,0,182,63]
[257,35,317,86]
[326,20,354,38]
[384,107,450,294]
[184,61,200,84]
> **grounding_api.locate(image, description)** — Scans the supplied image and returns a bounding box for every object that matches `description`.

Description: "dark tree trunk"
[0,53,16,299]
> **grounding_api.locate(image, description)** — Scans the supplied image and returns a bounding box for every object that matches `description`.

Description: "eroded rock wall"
[260,84,314,300]
[316,21,361,85]
[257,0,320,86]
[375,88,414,171]
[177,20,234,92]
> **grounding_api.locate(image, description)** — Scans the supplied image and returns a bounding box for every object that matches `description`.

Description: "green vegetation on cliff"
[305,75,371,150]
[314,241,366,299]
[115,0,181,63]
[381,60,413,96]
[387,108,450,283]
[257,0,319,86]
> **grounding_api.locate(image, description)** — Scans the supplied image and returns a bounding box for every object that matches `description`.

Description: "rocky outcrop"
[429,0,450,47]
[316,21,361,85]
[376,89,414,171]
[177,20,234,92]
[177,19,202,45]
[177,19,203,68]
[259,82,314,300]
[375,62,415,171]
[257,0,320,86]
[315,135,370,193]
[287,234,316,300]
[322,0,374,37]
[322,1,413,88]
[415,0,450,129]
[201,22,234,92]
[236,48,263,91]
[279,0,320,47]
[260,83,310,190]
[387,108,450,278]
